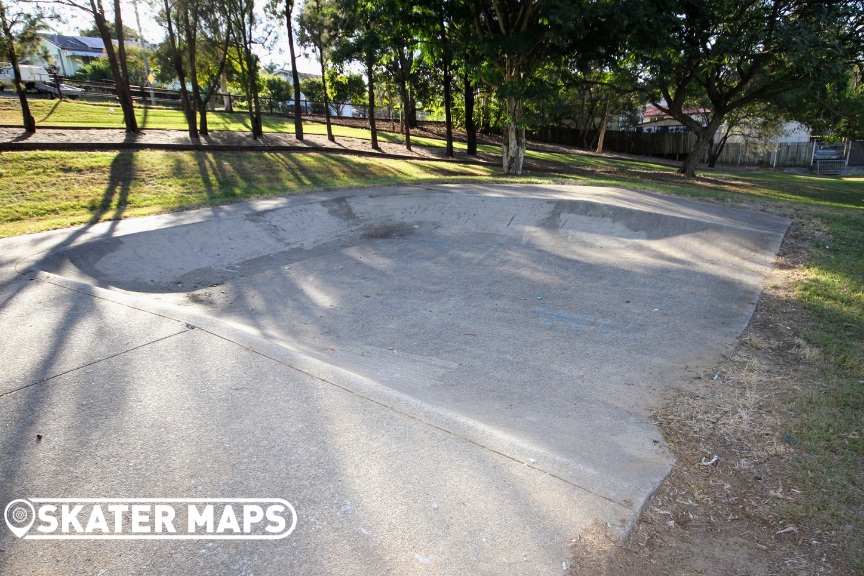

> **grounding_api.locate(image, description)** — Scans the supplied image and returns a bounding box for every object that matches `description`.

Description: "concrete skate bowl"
[28,184,790,512]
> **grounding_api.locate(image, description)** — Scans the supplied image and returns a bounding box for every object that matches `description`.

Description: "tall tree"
[162,0,197,137]
[633,0,855,177]
[332,0,382,149]
[378,0,421,150]
[58,0,139,131]
[266,0,303,139]
[227,0,263,138]
[0,0,49,133]
[298,0,337,142]
[472,0,579,174]
[415,0,456,156]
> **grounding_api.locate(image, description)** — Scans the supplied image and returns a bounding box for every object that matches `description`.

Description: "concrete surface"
[0,184,789,574]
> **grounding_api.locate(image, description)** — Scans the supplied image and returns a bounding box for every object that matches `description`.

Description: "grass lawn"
[0,98,501,152]
[1,96,862,570]
[0,150,517,237]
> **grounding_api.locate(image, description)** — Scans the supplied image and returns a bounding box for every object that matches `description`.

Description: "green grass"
[0,98,502,149]
[1,96,863,568]
[790,211,864,569]
[0,149,535,236]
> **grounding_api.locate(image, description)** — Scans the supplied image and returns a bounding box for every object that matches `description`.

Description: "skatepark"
[0,183,789,574]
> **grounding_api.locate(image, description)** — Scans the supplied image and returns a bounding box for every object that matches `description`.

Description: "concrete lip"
[6,183,790,573]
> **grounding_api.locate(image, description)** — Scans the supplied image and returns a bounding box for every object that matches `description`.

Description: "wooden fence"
[527,126,825,167]
[713,141,814,167]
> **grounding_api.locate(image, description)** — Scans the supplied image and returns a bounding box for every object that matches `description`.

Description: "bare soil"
[570,222,855,575]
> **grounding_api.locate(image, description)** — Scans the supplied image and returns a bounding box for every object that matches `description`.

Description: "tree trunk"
[366,54,378,150]
[503,97,525,174]
[438,9,453,157]
[92,0,137,132]
[182,1,202,139]
[707,127,732,167]
[0,2,35,132]
[464,67,476,155]
[678,115,724,177]
[286,1,303,140]
[396,49,411,150]
[111,0,138,132]
[595,98,612,153]
[163,0,196,138]
[318,49,334,142]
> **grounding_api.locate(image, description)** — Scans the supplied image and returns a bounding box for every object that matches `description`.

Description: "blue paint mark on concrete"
[535,305,612,333]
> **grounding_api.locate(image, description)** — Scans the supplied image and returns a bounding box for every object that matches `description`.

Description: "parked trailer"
[0,64,84,98]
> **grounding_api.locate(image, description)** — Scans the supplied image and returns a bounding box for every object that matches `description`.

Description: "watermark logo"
[4,499,296,540]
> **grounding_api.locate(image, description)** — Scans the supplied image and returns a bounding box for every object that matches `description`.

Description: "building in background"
[25,35,106,77]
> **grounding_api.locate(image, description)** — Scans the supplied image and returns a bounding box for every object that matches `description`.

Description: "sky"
[51,0,322,76]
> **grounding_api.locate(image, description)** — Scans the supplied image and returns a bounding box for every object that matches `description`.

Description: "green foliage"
[260,73,292,100]
[790,66,864,140]
[79,22,140,42]
[73,58,114,82]
[0,1,52,65]
[300,77,326,112]
[327,70,365,111]
[72,45,150,85]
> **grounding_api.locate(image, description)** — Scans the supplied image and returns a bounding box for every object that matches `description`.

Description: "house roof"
[643,103,709,120]
[42,34,105,54]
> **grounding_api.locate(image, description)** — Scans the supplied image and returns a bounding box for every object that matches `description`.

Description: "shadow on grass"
[36,99,61,123]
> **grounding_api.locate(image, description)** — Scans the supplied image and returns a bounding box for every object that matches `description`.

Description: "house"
[638,102,813,144]
[26,35,106,77]
[637,103,709,133]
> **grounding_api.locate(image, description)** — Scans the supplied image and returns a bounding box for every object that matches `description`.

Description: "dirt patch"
[570,222,853,575]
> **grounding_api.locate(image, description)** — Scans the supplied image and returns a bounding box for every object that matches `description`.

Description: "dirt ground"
[570,222,854,576]
[3,119,853,574]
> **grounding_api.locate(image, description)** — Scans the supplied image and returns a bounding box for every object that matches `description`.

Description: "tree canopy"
[40,0,864,173]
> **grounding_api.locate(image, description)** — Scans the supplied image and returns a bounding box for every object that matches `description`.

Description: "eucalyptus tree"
[0,0,49,132]
[784,4,864,141]
[297,0,338,142]
[470,0,581,174]
[193,3,233,135]
[413,0,457,156]
[161,0,233,137]
[376,0,424,150]
[792,65,864,140]
[161,0,197,136]
[55,0,138,131]
[632,0,855,177]
[225,0,263,138]
[266,0,303,139]
[331,0,384,149]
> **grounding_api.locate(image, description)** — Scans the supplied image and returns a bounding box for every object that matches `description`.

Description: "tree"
[74,43,150,85]
[300,76,325,108]
[411,0,461,157]
[332,0,383,149]
[298,0,337,141]
[327,70,364,115]
[79,22,139,41]
[160,0,233,137]
[0,0,50,132]
[633,0,855,177]
[787,64,864,141]
[266,0,303,139]
[261,72,292,99]
[226,0,264,138]
[162,0,198,137]
[57,0,139,132]
[472,0,580,174]
[377,0,422,150]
